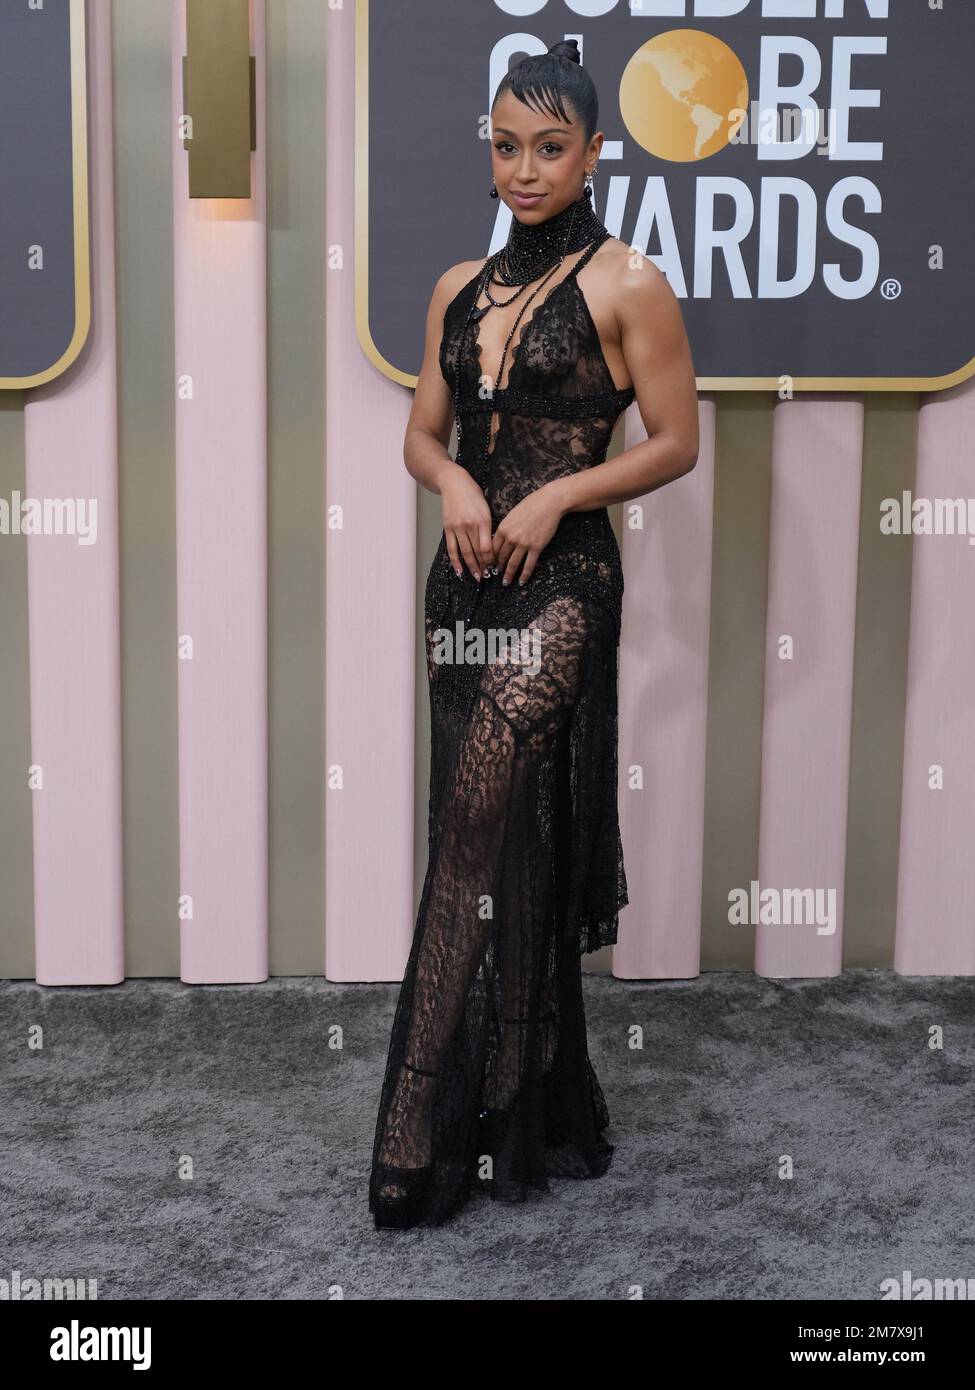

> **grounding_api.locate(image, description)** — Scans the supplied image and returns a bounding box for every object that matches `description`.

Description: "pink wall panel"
[323,3,416,981]
[756,399,863,978]
[172,0,268,982]
[614,400,717,979]
[25,0,124,985]
[894,379,975,975]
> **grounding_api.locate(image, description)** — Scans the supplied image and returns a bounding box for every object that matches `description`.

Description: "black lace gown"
[369,231,634,1227]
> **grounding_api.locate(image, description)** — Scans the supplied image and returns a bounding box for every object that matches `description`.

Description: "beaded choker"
[493,193,607,286]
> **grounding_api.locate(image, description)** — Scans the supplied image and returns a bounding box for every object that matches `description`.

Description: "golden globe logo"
[619,19,887,300]
[620,30,749,163]
[365,0,974,389]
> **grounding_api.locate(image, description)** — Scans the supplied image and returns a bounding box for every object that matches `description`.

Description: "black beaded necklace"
[450,191,608,472]
[493,190,605,286]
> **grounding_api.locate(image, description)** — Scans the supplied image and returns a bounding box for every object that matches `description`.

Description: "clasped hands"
[441,468,566,588]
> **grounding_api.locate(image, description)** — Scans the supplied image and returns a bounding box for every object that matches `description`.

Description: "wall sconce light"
[181,0,256,199]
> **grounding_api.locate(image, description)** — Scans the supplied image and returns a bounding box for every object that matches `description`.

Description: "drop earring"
[489,181,499,198]
[584,165,597,199]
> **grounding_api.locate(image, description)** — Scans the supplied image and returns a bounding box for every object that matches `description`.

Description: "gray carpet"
[2,970,973,1300]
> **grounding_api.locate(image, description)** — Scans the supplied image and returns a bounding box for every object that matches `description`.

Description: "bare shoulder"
[594,237,672,319]
[432,256,491,313]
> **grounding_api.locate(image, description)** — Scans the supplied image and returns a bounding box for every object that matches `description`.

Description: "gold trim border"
[354,0,975,395]
[1,0,92,391]
[354,0,413,389]
[1,1,90,391]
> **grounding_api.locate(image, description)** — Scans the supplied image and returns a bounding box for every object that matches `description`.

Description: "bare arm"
[404,262,494,580]
[402,267,466,495]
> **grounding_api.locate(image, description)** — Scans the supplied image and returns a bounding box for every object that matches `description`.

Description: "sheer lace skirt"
[369,580,620,1226]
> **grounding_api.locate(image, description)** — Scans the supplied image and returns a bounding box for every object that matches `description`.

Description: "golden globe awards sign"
[357,0,975,392]
[0,0,90,391]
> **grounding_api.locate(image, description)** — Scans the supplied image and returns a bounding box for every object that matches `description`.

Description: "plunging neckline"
[467,241,629,400]
[474,271,576,397]
[446,242,629,462]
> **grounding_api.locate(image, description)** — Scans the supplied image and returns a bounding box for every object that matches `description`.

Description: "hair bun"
[548,39,581,65]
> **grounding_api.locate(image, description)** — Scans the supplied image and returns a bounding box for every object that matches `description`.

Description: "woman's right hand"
[441,468,494,582]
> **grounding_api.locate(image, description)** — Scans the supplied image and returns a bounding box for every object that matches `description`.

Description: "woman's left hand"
[491,481,566,587]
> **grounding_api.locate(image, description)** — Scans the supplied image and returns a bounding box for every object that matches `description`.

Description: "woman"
[369,40,699,1229]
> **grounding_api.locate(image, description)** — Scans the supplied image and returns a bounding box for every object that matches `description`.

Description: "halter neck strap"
[566,230,610,281]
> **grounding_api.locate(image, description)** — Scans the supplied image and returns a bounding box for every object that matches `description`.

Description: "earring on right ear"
[489,181,499,198]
